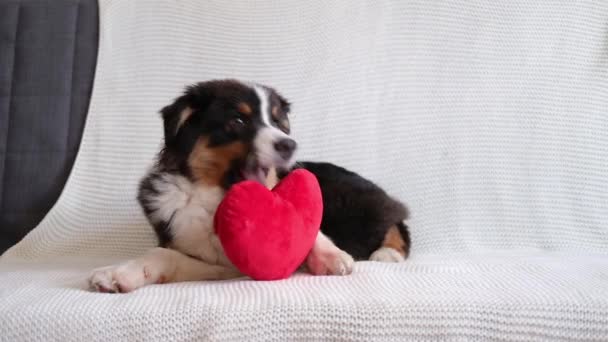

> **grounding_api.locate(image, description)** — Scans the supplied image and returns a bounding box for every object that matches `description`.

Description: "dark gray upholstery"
[0,0,99,252]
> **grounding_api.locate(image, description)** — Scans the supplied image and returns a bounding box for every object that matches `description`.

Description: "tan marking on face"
[237,102,252,116]
[187,138,247,186]
[265,167,279,190]
[272,106,279,117]
[381,225,407,257]
[176,107,193,133]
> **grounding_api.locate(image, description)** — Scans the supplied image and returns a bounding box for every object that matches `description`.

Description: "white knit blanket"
[1,1,607,340]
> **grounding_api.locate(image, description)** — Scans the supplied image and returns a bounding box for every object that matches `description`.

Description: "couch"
[1,1,607,341]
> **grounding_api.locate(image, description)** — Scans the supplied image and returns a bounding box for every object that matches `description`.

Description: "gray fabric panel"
[0,0,99,252]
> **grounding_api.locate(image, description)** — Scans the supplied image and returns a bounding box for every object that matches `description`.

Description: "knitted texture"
[1,0,608,340]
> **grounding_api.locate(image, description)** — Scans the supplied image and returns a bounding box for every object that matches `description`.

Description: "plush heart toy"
[214,169,323,280]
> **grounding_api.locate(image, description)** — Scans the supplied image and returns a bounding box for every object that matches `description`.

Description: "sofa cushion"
[1,253,607,340]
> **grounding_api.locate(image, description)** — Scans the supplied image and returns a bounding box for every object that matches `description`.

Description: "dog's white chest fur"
[148,173,230,266]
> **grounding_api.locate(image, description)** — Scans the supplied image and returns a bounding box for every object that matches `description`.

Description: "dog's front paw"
[306,248,354,276]
[88,261,149,293]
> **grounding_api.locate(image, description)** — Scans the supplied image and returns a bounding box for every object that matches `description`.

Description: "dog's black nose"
[274,138,297,160]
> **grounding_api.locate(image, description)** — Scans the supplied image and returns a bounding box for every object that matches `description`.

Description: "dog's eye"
[272,115,285,126]
[227,117,246,132]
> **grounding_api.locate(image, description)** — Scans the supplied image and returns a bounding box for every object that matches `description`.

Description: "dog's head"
[158,79,296,188]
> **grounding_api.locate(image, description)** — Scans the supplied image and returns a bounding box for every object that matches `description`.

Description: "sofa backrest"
[3,0,607,260]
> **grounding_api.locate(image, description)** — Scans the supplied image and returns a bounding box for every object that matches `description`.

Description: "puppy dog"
[89,79,410,293]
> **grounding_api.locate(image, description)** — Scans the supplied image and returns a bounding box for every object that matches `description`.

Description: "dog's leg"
[369,224,408,262]
[306,232,354,276]
[88,247,241,293]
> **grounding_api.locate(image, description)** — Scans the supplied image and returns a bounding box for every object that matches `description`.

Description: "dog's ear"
[160,95,192,147]
[160,83,213,147]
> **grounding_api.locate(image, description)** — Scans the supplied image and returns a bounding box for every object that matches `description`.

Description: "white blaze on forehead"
[252,84,288,140]
[253,84,289,140]
[251,84,295,168]
[253,85,272,126]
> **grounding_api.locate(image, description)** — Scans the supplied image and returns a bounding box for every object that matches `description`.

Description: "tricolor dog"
[89,79,410,293]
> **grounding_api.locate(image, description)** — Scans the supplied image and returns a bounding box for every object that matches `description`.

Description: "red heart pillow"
[214,169,323,280]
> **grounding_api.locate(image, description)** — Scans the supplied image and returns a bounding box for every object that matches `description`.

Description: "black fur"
[136,170,174,247]
[292,162,410,260]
